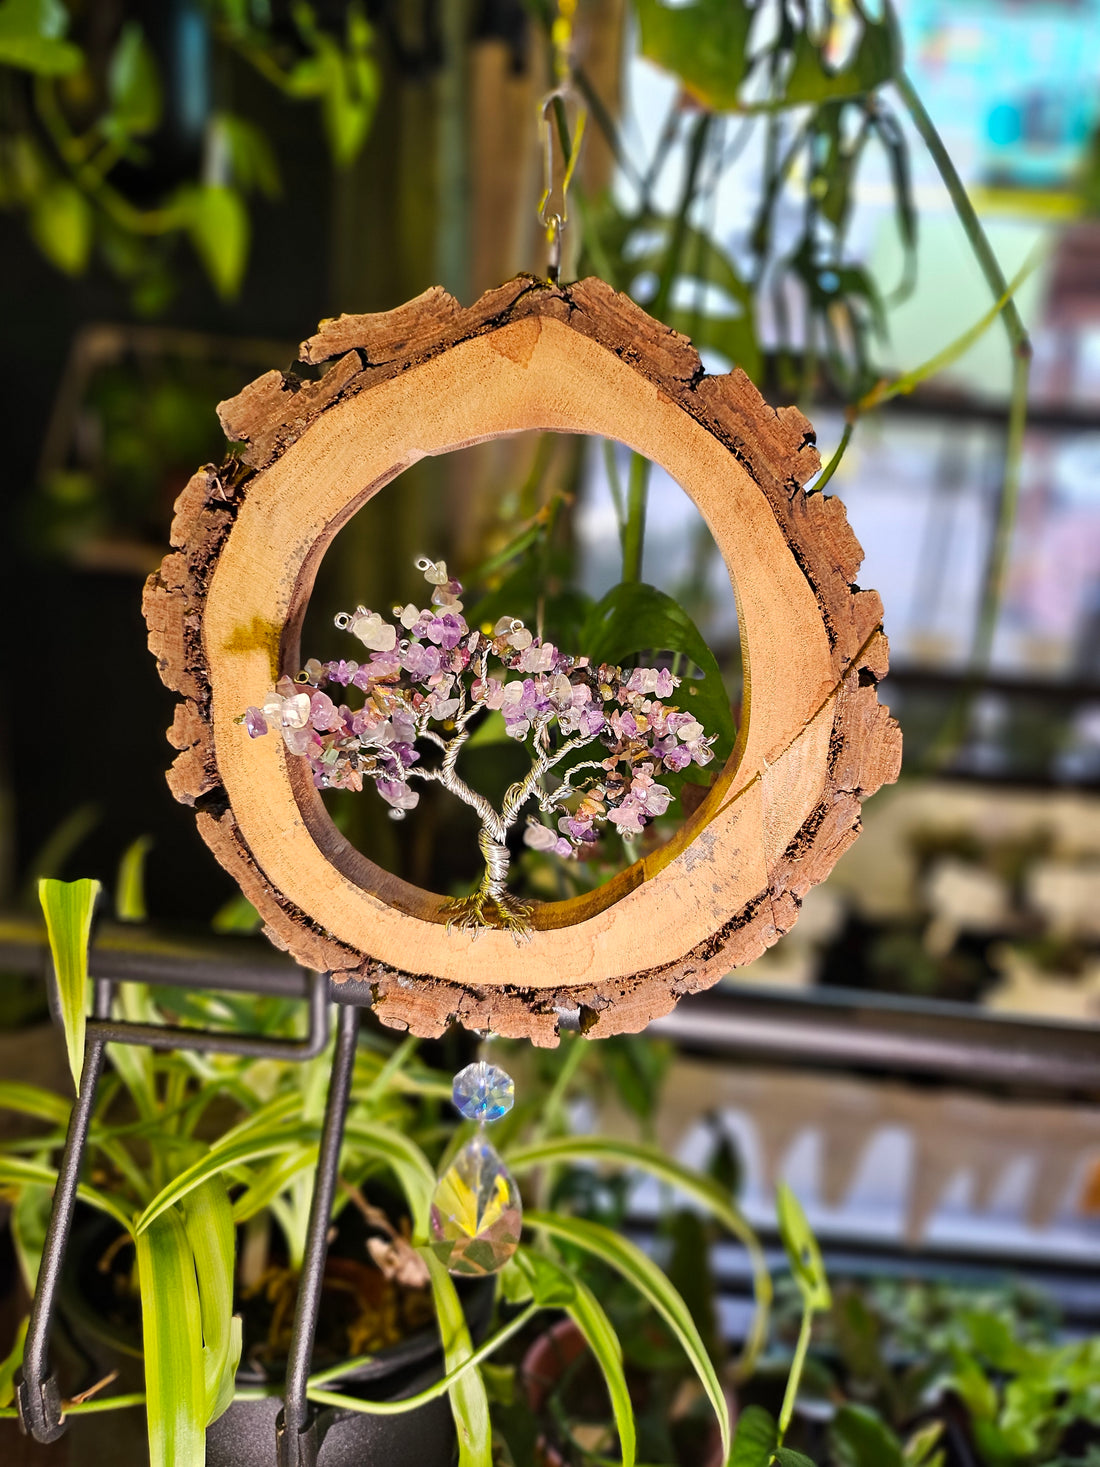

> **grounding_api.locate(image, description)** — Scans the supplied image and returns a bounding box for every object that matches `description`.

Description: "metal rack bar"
[4,913,1098,1094]
[649,986,1100,1094]
[15,969,332,1446]
[276,1003,361,1467]
[15,984,110,1443]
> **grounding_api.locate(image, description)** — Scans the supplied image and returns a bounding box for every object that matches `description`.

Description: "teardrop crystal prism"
[429,1134,522,1276]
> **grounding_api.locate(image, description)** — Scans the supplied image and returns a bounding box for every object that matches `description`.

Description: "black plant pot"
[56,1209,494,1467]
[207,1335,459,1467]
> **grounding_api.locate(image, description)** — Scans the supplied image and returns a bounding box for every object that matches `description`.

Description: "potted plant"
[0,875,775,1467]
[746,1270,1100,1467]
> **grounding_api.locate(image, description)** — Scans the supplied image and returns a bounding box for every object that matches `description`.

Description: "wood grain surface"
[143,275,901,1043]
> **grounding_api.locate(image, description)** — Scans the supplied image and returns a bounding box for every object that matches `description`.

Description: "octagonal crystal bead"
[452,1060,514,1122]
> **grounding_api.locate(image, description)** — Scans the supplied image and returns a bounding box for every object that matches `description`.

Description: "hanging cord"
[537,0,587,285]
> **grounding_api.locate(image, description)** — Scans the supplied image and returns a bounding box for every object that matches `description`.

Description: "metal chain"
[536,0,587,284]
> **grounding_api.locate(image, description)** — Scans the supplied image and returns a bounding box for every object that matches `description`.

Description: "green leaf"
[0,0,82,74]
[425,1250,491,1467]
[514,1248,576,1308]
[776,1183,830,1312]
[525,1210,730,1460]
[517,1248,636,1467]
[214,112,281,199]
[775,1451,819,1467]
[784,9,901,104]
[580,582,736,763]
[667,1210,720,1364]
[506,1134,770,1375]
[636,0,753,110]
[945,1345,998,1424]
[0,1155,133,1234]
[135,1125,320,1234]
[116,835,152,922]
[137,1207,206,1467]
[667,307,760,382]
[292,3,378,170]
[183,184,249,298]
[729,1404,777,1466]
[38,876,100,1092]
[0,1317,28,1409]
[829,1404,905,1467]
[307,1302,539,1419]
[179,1177,240,1425]
[903,1420,945,1467]
[29,179,93,276]
[211,891,263,933]
[230,1146,317,1223]
[12,1181,52,1294]
[0,1080,72,1128]
[341,1119,437,1239]
[107,22,162,136]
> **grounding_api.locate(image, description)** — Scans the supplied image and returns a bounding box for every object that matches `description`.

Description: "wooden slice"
[143,275,901,1044]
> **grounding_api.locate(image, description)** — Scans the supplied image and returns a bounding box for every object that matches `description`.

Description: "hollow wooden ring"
[143,276,901,1045]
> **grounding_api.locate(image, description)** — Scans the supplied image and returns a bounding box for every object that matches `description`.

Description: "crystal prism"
[429,1134,522,1276]
[452,1060,515,1122]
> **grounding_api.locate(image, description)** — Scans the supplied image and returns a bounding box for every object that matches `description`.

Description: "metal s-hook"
[545,213,563,285]
[535,1,587,285]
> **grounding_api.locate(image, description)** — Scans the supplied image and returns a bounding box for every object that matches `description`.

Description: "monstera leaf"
[582,581,737,773]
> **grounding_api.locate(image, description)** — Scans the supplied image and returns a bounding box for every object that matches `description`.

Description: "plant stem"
[970,347,1029,671]
[621,110,713,584]
[620,452,651,584]
[895,74,1029,358]
[814,421,853,495]
[776,1305,814,1448]
[895,68,1033,768]
[307,1302,540,1415]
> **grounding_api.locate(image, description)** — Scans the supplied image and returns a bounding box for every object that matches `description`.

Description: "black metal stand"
[15,966,338,1460]
[276,1001,360,1467]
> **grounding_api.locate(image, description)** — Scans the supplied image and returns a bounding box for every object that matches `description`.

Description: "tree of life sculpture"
[242,557,716,934]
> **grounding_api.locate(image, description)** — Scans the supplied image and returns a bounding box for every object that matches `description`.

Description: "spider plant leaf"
[425,1250,492,1467]
[230,1146,318,1223]
[0,1155,133,1234]
[137,1206,206,1467]
[341,1120,437,1239]
[115,834,153,921]
[517,1247,636,1467]
[12,1175,52,1294]
[38,876,100,1093]
[0,1317,28,1409]
[134,1125,321,1234]
[179,1176,240,1425]
[306,1302,539,1416]
[506,1134,771,1376]
[0,1080,72,1128]
[524,1210,730,1460]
